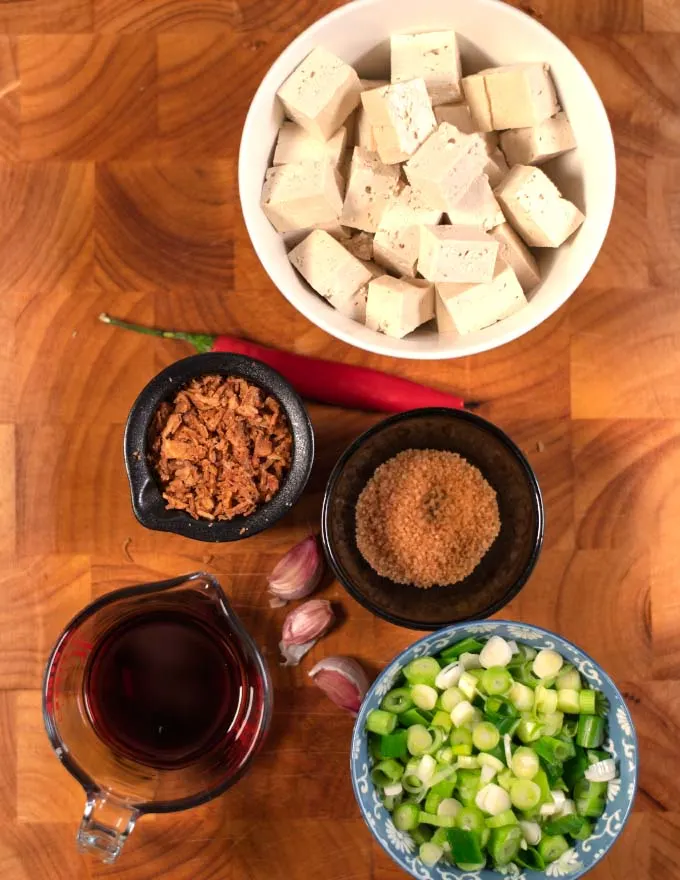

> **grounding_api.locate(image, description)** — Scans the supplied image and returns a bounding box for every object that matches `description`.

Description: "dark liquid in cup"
[84,610,259,770]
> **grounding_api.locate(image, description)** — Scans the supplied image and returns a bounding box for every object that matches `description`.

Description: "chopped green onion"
[451,727,473,747]
[431,710,453,733]
[509,681,535,712]
[557,689,581,714]
[518,819,542,846]
[416,754,437,784]
[456,769,482,807]
[419,841,443,867]
[578,689,597,715]
[381,687,414,714]
[456,755,480,769]
[440,687,465,713]
[535,685,558,715]
[576,715,605,749]
[407,725,433,756]
[424,790,443,815]
[478,753,505,772]
[458,672,478,700]
[538,833,570,864]
[424,726,447,754]
[393,802,420,831]
[452,743,473,756]
[574,779,607,817]
[371,759,404,786]
[402,774,425,796]
[437,797,462,817]
[403,657,441,687]
[497,769,515,792]
[411,824,433,845]
[476,783,512,816]
[516,846,546,871]
[543,813,591,837]
[511,747,540,780]
[418,811,456,828]
[435,661,463,690]
[454,806,486,834]
[571,819,594,841]
[481,666,513,696]
[382,793,400,810]
[516,716,542,743]
[399,708,430,728]
[533,768,552,807]
[366,709,397,736]
[440,638,484,662]
[472,721,501,752]
[412,683,438,711]
[563,718,579,738]
[532,650,564,680]
[379,730,408,759]
[447,828,484,867]
[563,747,589,790]
[486,809,518,828]
[510,779,541,810]
[383,781,403,797]
[514,662,540,689]
[451,700,476,727]
[539,711,565,737]
[556,666,582,691]
[534,736,576,765]
[430,779,457,799]
[489,824,522,866]
[435,745,455,765]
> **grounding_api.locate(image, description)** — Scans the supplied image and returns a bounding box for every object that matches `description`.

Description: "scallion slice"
[366,709,397,736]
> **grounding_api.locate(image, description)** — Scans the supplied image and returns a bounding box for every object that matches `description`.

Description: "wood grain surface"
[1,0,679,877]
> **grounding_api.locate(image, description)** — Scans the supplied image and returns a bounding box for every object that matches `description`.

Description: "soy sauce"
[84,611,246,769]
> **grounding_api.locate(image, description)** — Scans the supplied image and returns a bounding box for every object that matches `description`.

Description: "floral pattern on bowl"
[351,621,638,880]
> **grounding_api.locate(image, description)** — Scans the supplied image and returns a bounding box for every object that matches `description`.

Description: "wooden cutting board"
[0,0,678,877]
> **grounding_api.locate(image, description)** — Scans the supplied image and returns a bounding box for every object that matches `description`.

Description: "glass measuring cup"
[42,573,272,863]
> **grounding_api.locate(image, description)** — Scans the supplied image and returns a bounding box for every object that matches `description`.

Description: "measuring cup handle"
[77,793,140,863]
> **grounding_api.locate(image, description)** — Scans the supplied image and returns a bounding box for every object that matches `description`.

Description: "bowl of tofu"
[238,0,615,359]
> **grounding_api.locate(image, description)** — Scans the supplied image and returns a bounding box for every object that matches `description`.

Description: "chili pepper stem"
[98,312,216,354]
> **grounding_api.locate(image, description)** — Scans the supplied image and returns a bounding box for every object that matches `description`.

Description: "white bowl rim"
[239,0,617,360]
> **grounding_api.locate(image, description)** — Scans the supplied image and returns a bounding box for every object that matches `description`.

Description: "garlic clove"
[308,656,370,714]
[268,535,324,603]
[279,599,335,666]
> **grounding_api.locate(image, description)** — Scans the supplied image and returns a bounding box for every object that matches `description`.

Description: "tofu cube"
[374,185,443,277]
[484,146,510,187]
[391,31,462,106]
[446,175,504,230]
[495,164,585,247]
[361,79,436,164]
[463,64,559,132]
[345,231,375,262]
[273,122,348,169]
[261,161,344,233]
[418,224,499,283]
[366,275,435,338]
[334,285,368,322]
[288,230,373,310]
[404,123,487,210]
[489,222,540,293]
[434,102,475,132]
[277,47,362,140]
[352,79,390,152]
[499,111,577,166]
[340,147,401,232]
[461,74,494,132]
[436,259,527,335]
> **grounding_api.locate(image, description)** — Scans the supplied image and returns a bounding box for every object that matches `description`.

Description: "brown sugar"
[149,374,292,521]
[355,449,500,588]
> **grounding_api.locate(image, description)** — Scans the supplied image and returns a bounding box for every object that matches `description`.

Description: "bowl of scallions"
[351,621,637,879]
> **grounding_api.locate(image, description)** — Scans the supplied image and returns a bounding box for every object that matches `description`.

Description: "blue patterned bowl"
[351,621,638,879]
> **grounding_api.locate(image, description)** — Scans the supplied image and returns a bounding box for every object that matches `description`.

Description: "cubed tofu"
[436,259,527,335]
[418,224,499,283]
[334,285,368,322]
[261,161,344,233]
[345,231,375,261]
[484,147,510,187]
[461,74,494,132]
[373,185,443,277]
[288,230,373,311]
[361,79,436,164]
[499,111,577,166]
[352,79,390,151]
[489,222,540,293]
[434,102,475,132]
[495,164,585,247]
[277,47,362,141]
[404,123,487,210]
[391,31,462,106]
[463,63,559,132]
[446,175,504,230]
[273,121,348,168]
[365,275,435,338]
[340,147,401,232]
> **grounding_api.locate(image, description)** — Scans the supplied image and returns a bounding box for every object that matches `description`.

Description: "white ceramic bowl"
[238,0,616,360]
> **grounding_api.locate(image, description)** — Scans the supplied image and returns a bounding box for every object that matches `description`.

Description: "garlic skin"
[279,599,335,666]
[268,535,324,604]
[308,657,370,714]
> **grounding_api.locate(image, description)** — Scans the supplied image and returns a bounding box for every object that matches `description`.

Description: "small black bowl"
[321,408,543,630]
[124,353,314,542]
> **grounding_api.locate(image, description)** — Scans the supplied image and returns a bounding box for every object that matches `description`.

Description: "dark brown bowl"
[124,353,314,542]
[321,408,543,630]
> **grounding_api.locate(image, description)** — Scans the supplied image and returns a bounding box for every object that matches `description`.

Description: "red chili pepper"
[99,313,474,413]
